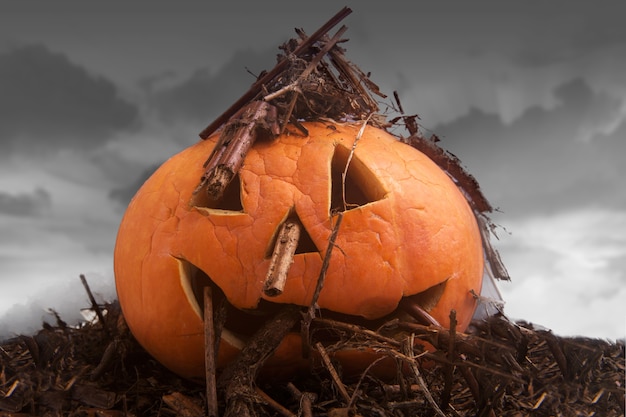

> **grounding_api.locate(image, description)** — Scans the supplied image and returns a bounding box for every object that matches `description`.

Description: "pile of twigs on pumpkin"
[0,280,623,416]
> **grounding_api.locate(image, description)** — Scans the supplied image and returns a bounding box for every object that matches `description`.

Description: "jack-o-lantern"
[114,121,483,379]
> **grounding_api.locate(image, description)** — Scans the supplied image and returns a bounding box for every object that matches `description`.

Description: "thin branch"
[342,114,371,211]
[196,101,279,201]
[204,287,219,417]
[79,274,108,338]
[199,7,353,139]
[440,310,457,410]
[255,386,297,417]
[313,317,401,348]
[269,25,349,133]
[315,342,351,404]
[286,383,315,417]
[402,335,448,417]
[218,305,301,417]
[307,212,343,313]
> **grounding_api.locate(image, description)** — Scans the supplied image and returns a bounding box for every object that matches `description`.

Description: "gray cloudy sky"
[0,1,624,339]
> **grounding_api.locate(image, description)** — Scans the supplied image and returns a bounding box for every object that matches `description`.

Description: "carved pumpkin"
[114,121,483,379]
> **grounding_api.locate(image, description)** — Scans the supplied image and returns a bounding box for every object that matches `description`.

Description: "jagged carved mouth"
[178,258,448,350]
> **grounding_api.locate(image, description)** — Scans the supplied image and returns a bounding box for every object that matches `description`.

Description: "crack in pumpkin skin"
[114,121,483,378]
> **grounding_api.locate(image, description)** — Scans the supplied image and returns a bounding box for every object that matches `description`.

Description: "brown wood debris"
[1,297,623,416]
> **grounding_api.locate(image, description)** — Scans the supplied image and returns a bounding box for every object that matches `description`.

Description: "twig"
[263,25,347,103]
[532,391,547,410]
[255,386,297,417]
[348,355,388,408]
[402,335,448,417]
[382,383,422,398]
[458,364,481,404]
[326,44,382,114]
[341,115,371,211]
[286,383,315,417]
[270,25,349,133]
[315,342,351,404]
[393,321,527,374]
[89,340,120,381]
[302,212,343,356]
[263,83,302,102]
[218,305,301,417]
[197,101,279,201]
[264,219,302,297]
[398,297,442,327]
[440,310,457,410]
[79,274,108,338]
[199,7,352,139]
[457,359,526,384]
[307,213,343,312]
[213,292,228,359]
[204,287,219,417]
[541,331,569,379]
[392,90,420,136]
[476,214,510,281]
[313,317,401,348]
[162,392,204,417]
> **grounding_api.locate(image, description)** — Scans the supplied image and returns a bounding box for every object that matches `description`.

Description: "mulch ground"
[1,300,623,416]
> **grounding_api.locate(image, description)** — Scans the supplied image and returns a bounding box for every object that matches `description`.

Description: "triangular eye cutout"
[190,173,244,212]
[293,218,317,255]
[330,144,386,214]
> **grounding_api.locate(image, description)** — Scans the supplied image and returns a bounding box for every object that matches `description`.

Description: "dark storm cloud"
[0,44,138,154]
[514,12,626,67]
[0,188,52,217]
[152,47,276,124]
[588,117,626,208]
[434,78,624,216]
[109,164,160,207]
[514,2,626,67]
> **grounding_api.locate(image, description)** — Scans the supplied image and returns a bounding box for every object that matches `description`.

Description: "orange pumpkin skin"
[114,121,483,379]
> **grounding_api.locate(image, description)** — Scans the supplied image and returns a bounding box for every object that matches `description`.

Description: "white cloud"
[0,271,116,341]
[496,208,626,340]
[0,152,121,323]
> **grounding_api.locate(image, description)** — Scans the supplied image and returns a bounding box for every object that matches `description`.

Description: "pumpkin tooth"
[177,257,203,319]
[220,328,246,351]
[398,279,449,327]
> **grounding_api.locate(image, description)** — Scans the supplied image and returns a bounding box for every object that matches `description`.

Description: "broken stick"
[440,309,457,411]
[218,304,301,417]
[264,219,302,297]
[203,287,219,417]
[197,101,280,201]
[79,274,109,338]
[315,342,351,404]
